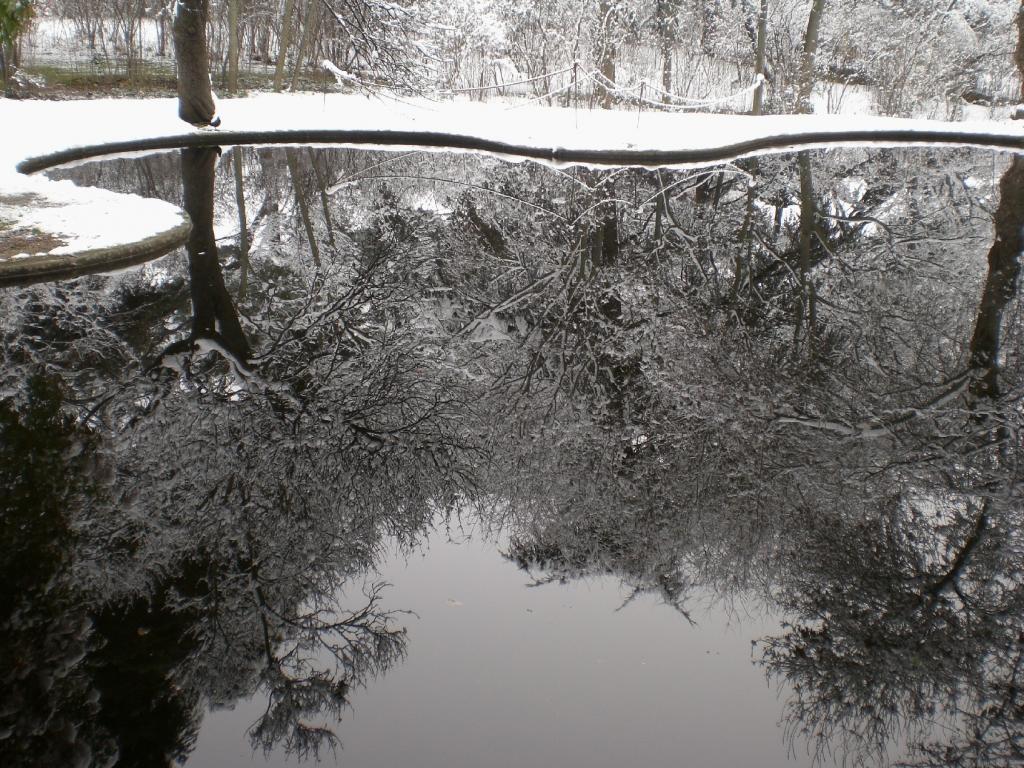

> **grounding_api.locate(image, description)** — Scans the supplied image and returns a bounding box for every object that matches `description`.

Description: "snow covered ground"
[3,90,1024,276]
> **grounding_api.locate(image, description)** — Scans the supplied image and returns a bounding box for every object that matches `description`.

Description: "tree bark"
[286,148,321,267]
[1017,3,1024,103]
[596,0,617,110]
[752,0,768,115]
[307,148,337,250]
[597,199,619,267]
[0,45,9,90]
[273,0,298,92]
[233,149,250,300]
[227,0,240,94]
[969,161,1024,402]
[181,147,250,359]
[795,150,817,349]
[797,0,826,114]
[791,0,826,350]
[657,0,673,103]
[290,0,321,91]
[967,5,1024,400]
[173,0,217,126]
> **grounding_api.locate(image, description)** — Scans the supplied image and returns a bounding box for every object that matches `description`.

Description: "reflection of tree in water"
[0,373,405,768]
[97,147,479,761]
[0,375,115,767]
[3,144,1023,766]
[0,147,483,765]
[758,156,1024,768]
[485,152,1024,766]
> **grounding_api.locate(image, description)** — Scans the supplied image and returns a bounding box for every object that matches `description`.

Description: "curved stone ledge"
[7,119,1024,288]
[16,126,1024,175]
[0,213,191,287]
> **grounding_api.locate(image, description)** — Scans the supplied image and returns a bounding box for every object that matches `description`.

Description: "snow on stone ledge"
[0,175,187,257]
[0,98,191,278]
[2,92,1024,275]
[6,93,1024,171]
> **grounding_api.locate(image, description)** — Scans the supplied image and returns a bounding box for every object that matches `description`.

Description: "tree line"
[4,0,1021,119]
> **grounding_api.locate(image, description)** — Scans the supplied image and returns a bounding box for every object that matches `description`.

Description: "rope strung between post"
[324,57,765,113]
[435,65,576,95]
[589,70,767,112]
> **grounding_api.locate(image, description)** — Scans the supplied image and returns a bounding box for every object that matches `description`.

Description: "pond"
[2,144,1022,768]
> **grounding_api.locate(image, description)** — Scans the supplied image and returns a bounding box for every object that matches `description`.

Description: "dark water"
[2,145,1022,767]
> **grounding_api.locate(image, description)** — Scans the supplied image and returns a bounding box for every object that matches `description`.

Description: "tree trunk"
[967,8,1024,406]
[795,150,817,349]
[1017,3,1024,103]
[156,10,167,57]
[654,184,664,241]
[273,0,298,92]
[657,0,673,103]
[227,0,240,94]
[752,0,768,115]
[735,183,756,299]
[180,147,250,359]
[233,149,250,300]
[596,0,617,110]
[173,0,217,126]
[598,202,619,267]
[968,162,1024,401]
[307,148,337,250]
[0,45,9,90]
[286,148,321,267]
[660,44,672,103]
[290,0,321,91]
[797,0,826,114]
[790,0,826,349]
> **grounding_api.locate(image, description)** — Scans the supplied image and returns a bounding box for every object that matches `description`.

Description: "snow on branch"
[773,372,974,439]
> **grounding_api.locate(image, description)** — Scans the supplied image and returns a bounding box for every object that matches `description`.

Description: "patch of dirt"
[0,192,50,208]
[0,228,66,260]
[14,62,287,100]
[31,79,179,100]
[8,65,179,99]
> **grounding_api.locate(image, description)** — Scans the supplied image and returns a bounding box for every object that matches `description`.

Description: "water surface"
[2,145,1021,767]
